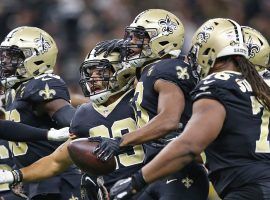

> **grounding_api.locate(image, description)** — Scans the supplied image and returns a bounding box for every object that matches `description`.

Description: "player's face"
[0,48,24,78]
[87,66,113,94]
[124,30,150,59]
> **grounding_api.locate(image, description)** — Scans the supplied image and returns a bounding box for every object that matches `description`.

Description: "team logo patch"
[34,34,51,54]
[196,25,214,43]
[246,36,260,58]
[158,15,177,36]
[182,176,193,188]
[176,66,189,80]
[39,83,56,100]
[69,194,79,200]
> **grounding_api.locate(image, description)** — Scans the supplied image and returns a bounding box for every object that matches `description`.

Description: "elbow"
[162,118,180,132]
[182,140,203,160]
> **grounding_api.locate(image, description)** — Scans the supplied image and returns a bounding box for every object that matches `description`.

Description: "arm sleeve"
[52,104,76,127]
[0,120,48,142]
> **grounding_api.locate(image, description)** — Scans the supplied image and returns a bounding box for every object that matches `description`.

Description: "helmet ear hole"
[159,41,169,46]
[34,61,44,65]
[203,48,211,55]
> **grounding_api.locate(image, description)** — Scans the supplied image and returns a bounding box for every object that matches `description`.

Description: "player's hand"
[94,39,124,57]
[47,127,70,141]
[110,170,147,200]
[88,136,122,162]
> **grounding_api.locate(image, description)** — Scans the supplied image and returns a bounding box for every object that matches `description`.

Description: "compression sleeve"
[0,120,48,142]
[51,104,76,127]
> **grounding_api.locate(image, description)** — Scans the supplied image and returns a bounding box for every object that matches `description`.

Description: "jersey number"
[5,109,28,156]
[251,96,270,153]
[0,145,12,191]
[89,118,144,168]
[133,82,149,128]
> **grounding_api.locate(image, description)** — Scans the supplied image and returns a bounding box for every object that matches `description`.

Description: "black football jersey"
[192,71,270,196]
[70,89,145,189]
[4,73,70,167]
[130,58,198,158]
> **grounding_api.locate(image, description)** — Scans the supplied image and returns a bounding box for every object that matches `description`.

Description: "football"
[67,138,116,175]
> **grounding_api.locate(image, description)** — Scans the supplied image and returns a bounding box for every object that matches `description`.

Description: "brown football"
[67,138,116,175]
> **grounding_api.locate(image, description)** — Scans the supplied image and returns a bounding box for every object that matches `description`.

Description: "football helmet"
[123,9,184,67]
[189,18,249,79]
[79,49,135,105]
[242,26,270,72]
[0,26,58,88]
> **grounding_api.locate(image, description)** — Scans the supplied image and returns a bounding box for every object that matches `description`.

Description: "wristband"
[11,170,23,184]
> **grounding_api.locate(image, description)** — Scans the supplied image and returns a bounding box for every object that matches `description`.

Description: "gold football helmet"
[79,49,135,105]
[0,26,58,87]
[123,9,184,66]
[189,18,249,78]
[242,26,270,72]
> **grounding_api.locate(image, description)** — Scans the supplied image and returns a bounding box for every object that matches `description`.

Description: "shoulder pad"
[22,73,70,103]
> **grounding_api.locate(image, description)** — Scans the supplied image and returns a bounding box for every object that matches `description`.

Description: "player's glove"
[47,127,70,142]
[88,136,123,162]
[110,170,147,200]
[94,39,124,57]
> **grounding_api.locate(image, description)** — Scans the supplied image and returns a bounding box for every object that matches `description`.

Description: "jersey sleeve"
[149,58,197,95]
[23,74,70,103]
[69,103,90,138]
[191,72,234,107]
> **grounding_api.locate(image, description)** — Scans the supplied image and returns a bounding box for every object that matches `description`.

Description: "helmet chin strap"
[90,76,135,105]
[90,91,112,105]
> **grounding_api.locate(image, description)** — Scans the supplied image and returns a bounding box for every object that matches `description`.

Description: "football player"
[93,9,209,200]
[242,26,270,85]
[109,18,270,200]
[0,49,145,200]
[0,26,81,200]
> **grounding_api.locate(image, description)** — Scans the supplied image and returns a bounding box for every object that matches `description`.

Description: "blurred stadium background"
[0,0,269,95]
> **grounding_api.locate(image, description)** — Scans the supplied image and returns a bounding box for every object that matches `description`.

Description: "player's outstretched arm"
[122,79,185,146]
[0,120,70,142]
[0,138,74,184]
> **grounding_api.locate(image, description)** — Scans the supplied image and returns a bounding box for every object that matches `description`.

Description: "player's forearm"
[0,120,48,141]
[121,114,178,146]
[142,137,195,183]
[21,140,73,182]
[20,155,71,182]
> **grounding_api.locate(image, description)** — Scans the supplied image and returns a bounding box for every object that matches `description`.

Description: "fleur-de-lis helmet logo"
[34,33,51,54]
[246,35,260,58]
[196,25,214,43]
[158,15,177,36]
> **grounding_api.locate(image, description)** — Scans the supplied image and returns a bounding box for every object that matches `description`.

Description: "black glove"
[110,170,147,200]
[88,136,123,162]
[94,39,124,57]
